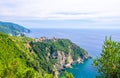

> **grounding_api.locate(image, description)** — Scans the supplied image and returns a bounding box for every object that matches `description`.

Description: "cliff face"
[0,33,90,78]
[52,50,89,77]
[53,51,73,70]
[30,38,90,77]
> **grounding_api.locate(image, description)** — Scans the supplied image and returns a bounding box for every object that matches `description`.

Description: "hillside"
[0,33,52,78]
[0,33,89,78]
[0,21,30,36]
[30,37,89,77]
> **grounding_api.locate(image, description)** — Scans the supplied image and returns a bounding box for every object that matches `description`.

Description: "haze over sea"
[27,28,120,78]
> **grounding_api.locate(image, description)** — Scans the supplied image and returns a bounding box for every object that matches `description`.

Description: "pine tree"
[93,37,120,78]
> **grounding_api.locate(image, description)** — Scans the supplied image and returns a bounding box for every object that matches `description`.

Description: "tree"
[59,71,74,78]
[93,37,120,78]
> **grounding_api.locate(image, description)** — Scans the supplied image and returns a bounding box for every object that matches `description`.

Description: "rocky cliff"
[0,32,90,78]
[30,37,90,77]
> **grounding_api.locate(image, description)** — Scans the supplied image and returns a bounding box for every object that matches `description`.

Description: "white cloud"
[0,0,120,18]
[0,0,120,28]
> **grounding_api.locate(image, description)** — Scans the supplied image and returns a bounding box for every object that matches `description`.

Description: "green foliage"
[0,21,30,36]
[0,32,88,78]
[44,74,53,78]
[0,33,33,78]
[59,71,74,78]
[30,39,87,74]
[30,41,56,73]
[93,37,120,78]
[0,33,52,78]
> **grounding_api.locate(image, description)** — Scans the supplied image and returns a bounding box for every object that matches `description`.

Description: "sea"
[27,28,120,78]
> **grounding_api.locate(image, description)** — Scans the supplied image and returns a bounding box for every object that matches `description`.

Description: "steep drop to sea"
[27,28,120,78]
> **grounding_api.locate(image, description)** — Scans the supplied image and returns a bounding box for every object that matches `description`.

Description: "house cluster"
[34,36,59,42]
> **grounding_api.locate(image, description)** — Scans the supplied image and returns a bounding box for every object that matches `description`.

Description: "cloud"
[0,0,120,28]
[0,0,120,19]
[53,12,96,15]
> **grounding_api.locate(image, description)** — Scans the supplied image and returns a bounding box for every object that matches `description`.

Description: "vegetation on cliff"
[30,38,88,77]
[0,21,30,36]
[0,27,89,78]
[93,37,120,78]
[59,71,74,78]
[0,33,53,78]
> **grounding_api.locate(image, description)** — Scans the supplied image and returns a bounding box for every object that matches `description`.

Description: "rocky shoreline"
[32,37,92,78]
[52,50,92,77]
[57,56,92,77]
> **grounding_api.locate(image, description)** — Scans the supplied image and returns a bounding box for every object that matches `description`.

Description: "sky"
[0,0,120,29]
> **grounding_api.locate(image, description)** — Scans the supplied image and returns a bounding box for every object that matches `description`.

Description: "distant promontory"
[0,21,30,36]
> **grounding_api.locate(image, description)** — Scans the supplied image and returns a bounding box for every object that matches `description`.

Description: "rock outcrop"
[30,38,91,78]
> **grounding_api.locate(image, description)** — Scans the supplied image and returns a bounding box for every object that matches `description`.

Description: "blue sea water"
[27,29,120,78]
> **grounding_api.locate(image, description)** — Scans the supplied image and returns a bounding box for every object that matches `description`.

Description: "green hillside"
[0,33,53,78]
[0,21,30,36]
[0,33,89,78]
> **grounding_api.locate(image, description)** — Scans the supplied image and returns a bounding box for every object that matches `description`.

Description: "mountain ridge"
[0,21,30,36]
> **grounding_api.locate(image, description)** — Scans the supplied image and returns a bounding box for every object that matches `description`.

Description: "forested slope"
[0,33,89,78]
